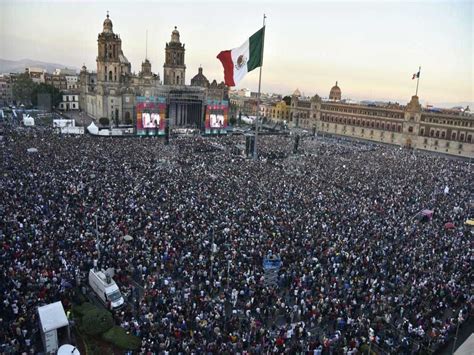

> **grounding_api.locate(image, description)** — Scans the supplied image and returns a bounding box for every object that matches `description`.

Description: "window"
[468,135,472,143]
[420,128,424,136]
[452,132,456,140]
[460,134,465,141]
[408,126,413,133]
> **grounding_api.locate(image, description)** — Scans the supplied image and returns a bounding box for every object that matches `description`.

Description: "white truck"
[88,269,124,310]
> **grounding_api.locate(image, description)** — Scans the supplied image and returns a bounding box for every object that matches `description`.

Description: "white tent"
[38,301,69,353]
[23,114,35,126]
[38,301,68,332]
[27,148,38,153]
[87,122,99,135]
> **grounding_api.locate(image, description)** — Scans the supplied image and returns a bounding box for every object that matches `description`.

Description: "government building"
[78,13,228,128]
[261,83,473,158]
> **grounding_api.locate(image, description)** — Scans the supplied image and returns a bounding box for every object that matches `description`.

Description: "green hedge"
[102,326,141,350]
[81,308,114,335]
[72,302,96,317]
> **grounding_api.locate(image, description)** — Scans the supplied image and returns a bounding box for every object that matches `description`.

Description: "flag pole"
[415,66,421,96]
[253,14,266,160]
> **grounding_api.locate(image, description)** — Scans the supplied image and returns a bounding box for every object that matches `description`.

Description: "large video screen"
[210,114,225,128]
[142,112,161,128]
[136,96,167,136]
[205,100,229,134]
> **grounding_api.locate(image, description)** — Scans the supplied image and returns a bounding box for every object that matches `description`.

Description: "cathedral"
[79,13,228,128]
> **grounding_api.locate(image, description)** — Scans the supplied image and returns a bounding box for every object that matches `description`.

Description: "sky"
[0,0,472,106]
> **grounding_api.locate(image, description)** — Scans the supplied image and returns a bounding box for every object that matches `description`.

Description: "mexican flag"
[217,27,265,87]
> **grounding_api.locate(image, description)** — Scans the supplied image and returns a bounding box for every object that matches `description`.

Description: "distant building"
[44,73,67,90]
[58,93,79,111]
[65,75,79,90]
[269,82,474,157]
[54,68,77,76]
[25,67,46,84]
[0,74,14,105]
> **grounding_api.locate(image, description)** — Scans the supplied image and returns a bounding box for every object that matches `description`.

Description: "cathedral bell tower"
[163,27,186,85]
[96,12,130,84]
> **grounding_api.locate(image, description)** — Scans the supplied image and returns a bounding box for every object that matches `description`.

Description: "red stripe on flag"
[217,50,235,87]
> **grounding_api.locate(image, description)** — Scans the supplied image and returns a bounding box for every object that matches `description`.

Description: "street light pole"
[451,312,462,354]
[95,214,100,259]
[210,227,215,279]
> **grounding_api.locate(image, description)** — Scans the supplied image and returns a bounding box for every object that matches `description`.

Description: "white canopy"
[87,122,99,135]
[38,301,68,332]
[23,114,35,126]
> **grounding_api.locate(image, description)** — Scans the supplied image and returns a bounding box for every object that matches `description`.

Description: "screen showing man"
[150,113,160,128]
[210,114,225,128]
[142,112,151,128]
[142,112,160,128]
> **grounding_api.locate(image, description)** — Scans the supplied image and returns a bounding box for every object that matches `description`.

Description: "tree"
[12,73,35,106]
[31,83,62,108]
[99,117,110,126]
[282,96,291,106]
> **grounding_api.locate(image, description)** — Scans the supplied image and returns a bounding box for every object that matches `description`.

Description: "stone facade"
[79,14,227,127]
[269,85,473,157]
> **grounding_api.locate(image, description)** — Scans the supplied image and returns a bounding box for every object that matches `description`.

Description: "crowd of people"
[0,125,472,354]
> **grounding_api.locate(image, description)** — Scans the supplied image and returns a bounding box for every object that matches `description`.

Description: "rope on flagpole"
[415,66,421,96]
[253,14,266,160]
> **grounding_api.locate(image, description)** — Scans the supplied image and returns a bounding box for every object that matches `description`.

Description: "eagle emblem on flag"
[235,55,247,70]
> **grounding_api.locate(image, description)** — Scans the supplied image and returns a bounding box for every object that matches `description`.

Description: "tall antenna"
[145,29,148,60]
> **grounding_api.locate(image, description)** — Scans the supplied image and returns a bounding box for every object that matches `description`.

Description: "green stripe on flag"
[247,27,265,72]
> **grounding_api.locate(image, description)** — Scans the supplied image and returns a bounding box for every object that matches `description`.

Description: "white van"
[88,269,124,310]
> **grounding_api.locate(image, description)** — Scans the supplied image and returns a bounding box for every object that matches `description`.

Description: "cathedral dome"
[103,13,113,33]
[329,81,341,100]
[190,66,209,88]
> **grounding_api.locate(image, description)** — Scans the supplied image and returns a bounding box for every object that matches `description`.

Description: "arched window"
[109,71,113,81]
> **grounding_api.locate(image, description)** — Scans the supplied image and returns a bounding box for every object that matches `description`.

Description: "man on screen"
[142,112,151,128]
[151,113,160,128]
